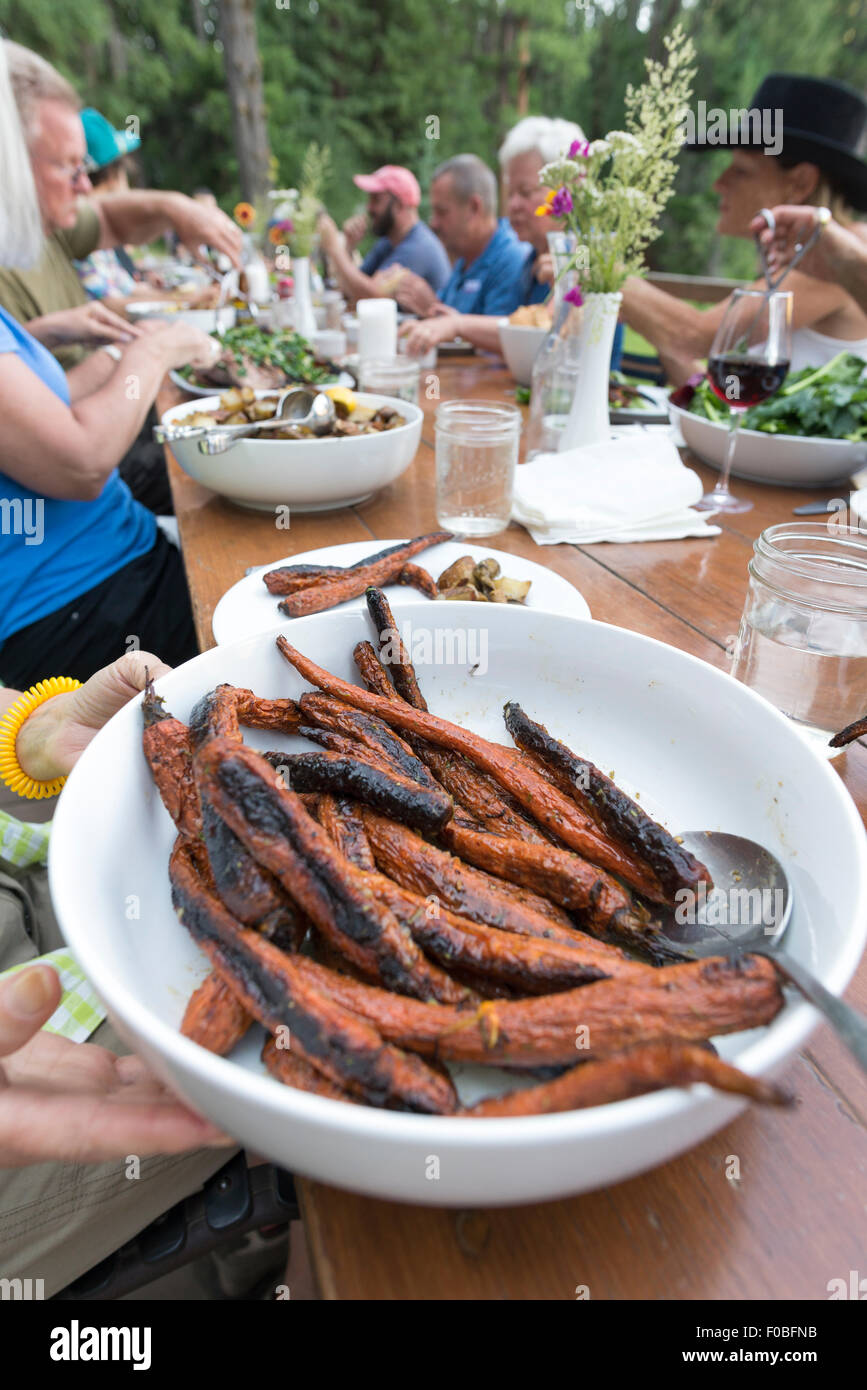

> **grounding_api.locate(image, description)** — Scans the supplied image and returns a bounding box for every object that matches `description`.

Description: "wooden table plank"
[159,358,867,1302]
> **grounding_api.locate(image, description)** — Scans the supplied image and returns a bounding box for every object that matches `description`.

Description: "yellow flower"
[268,225,285,245]
[534,191,555,217]
[233,202,256,228]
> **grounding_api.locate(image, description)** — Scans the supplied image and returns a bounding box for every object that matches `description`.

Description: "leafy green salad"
[178,322,333,387]
[687,351,867,441]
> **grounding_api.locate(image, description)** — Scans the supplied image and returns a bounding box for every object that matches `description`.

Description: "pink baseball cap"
[352,165,421,207]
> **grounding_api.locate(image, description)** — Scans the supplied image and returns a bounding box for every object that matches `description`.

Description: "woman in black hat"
[620,74,867,386]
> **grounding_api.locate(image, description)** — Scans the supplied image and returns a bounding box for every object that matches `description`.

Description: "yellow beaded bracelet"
[0,677,82,800]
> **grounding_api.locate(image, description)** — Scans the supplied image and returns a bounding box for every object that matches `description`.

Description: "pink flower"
[568,139,591,159]
[550,187,573,217]
[564,286,584,307]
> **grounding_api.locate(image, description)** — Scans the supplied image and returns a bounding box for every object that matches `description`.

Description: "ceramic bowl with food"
[49,606,867,1206]
[497,320,549,386]
[669,401,867,488]
[160,389,422,511]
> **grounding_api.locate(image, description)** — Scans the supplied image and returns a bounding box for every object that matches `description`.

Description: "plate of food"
[159,389,421,511]
[608,376,669,424]
[49,601,867,1205]
[669,352,867,487]
[169,322,351,397]
[210,535,592,644]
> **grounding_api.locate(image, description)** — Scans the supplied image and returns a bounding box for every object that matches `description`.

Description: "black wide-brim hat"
[684,73,867,212]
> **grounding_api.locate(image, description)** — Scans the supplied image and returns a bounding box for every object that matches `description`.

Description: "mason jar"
[730,522,867,756]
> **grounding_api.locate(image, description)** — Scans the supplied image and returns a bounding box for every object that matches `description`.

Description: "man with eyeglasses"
[0,41,241,374]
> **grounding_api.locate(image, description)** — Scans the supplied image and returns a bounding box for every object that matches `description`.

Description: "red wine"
[707,354,790,408]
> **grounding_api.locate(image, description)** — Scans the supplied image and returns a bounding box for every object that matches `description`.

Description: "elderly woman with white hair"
[402,115,589,357]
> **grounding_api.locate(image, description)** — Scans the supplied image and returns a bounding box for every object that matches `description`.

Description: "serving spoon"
[198,387,336,454]
[658,831,867,1073]
[154,387,336,449]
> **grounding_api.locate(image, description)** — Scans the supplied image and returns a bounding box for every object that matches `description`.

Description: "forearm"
[65,349,117,403]
[97,190,186,249]
[620,277,719,360]
[451,315,505,354]
[25,314,75,350]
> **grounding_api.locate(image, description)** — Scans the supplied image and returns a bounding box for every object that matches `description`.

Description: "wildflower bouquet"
[267,143,331,260]
[537,27,696,296]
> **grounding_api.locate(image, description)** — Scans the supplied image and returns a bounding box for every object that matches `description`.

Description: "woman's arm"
[621,271,855,384]
[0,322,216,501]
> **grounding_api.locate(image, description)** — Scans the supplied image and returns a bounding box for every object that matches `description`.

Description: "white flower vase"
[292,255,318,341]
[558,291,622,451]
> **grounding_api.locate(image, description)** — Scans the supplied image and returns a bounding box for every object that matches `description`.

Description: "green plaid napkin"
[0,809,52,869]
[0,812,106,1043]
[0,949,107,1043]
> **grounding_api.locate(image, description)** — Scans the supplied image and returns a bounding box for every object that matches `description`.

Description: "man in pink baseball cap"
[318,163,450,308]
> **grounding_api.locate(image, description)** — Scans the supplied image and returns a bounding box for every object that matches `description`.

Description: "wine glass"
[695,289,793,514]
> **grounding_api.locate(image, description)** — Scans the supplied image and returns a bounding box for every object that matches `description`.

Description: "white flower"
[606,130,644,150]
[587,139,611,157]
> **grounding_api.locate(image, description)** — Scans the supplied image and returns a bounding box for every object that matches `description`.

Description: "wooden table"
[159,357,867,1301]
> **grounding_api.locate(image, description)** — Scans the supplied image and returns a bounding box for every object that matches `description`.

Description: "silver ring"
[757,207,776,234]
[794,242,804,254]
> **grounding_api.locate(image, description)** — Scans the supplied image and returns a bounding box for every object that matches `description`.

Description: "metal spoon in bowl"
[154,387,335,448]
[198,387,336,454]
[658,831,867,1073]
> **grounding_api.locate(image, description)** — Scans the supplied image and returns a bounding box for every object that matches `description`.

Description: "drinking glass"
[435,400,522,537]
[695,289,793,514]
[358,356,420,405]
[730,523,867,755]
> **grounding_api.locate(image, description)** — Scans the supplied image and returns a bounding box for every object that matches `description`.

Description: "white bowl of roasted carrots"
[49,603,867,1205]
[160,390,423,512]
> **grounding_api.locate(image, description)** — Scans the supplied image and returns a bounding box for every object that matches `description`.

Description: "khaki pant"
[0,858,236,1297]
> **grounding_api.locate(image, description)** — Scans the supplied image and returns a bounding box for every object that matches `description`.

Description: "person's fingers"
[0,1089,235,1166]
[64,652,173,734]
[0,967,61,1062]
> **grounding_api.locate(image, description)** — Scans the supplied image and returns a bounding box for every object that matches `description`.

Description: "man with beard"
[317,165,451,307]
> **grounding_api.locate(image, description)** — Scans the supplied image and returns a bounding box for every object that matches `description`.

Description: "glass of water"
[730,522,867,756]
[358,356,420,405]
[435,399,522,537]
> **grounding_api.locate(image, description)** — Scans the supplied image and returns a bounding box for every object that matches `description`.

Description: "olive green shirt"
[0,202,101,368]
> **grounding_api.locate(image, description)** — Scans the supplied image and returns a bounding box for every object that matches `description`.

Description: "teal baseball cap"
[81,107,141,171]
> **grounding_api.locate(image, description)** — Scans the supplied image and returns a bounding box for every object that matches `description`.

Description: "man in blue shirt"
[317,165,450,307]
[397,154,530,352]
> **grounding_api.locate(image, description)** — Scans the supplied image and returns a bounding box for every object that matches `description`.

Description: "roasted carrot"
[460,1041,792,1116]
[142,680,201,840]
[234,689,304,735]
[370,872,648,994]
[829,713,867,748]
[262,1036,358,1103]
[298,693,441,791]
[287,952,784,1067]
[365,586,429,710]
[395,563,438,599]
[199,789,309,950]
[314,794,376,871]
[278,533,453,618]
[504,702,711,896]
[263,563,347,595]
[189,684,243,749]
[258,751,453,833]
[181,970,253,1055]
[170,840,458,1113]
[276,637,668,901]
[440,821,653,944]
[194,737,470,1005]
[362,811,596,948]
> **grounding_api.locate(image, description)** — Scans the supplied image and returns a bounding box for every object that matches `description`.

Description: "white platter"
[49,605,867,1206]
[211,539,592,645]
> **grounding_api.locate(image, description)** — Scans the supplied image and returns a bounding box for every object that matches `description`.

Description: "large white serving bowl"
[669,399,867,488]
[49,606,867,1206]
[497,320,549,385]
[159,390,423,511]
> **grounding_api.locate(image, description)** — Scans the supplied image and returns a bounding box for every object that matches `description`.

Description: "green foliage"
[689,353,867,439]
[1,0,864,276]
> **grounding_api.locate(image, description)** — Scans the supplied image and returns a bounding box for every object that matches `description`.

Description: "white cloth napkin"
[512,435,721,544]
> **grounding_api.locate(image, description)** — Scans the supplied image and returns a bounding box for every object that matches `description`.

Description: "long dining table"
[157,353,867,1301]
